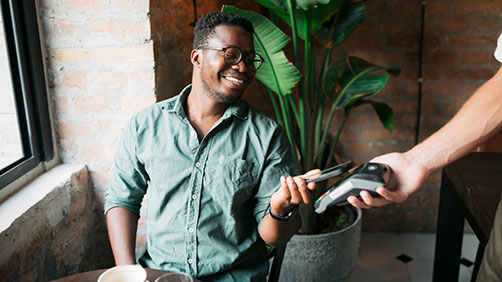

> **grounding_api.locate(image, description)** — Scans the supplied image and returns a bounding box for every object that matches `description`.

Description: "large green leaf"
[342,74,389,106]
[316,0,366,47]
[222,6,301,95]
[348,99,394,132]
[255,0,343,40]
[323,56,396,108]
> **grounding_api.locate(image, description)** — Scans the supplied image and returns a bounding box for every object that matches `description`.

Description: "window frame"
[0,0,54,190]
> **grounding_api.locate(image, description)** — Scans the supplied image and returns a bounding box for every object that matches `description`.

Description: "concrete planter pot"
[279,207,362,282]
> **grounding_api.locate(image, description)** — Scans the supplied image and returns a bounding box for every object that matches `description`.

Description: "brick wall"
[35,0,153,275]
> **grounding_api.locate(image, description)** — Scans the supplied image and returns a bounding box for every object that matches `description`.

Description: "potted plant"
[223,1,399,281]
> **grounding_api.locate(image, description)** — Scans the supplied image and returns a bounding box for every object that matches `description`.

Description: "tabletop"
[442,152,502,239]
[51,268,199,282]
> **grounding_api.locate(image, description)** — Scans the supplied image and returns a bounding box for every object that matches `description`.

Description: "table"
[51,268,199,282]
[432,152,502,282]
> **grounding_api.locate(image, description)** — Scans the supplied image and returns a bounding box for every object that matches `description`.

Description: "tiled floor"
[349,232,479,282]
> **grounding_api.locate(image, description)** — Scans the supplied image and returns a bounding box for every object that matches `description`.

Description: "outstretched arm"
[259,169,320,248]
[349,65,502,208]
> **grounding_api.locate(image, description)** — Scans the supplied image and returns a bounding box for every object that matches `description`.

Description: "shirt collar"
[165,85,248,120]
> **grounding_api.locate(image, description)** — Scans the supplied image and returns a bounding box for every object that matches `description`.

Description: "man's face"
[196,25,256,103]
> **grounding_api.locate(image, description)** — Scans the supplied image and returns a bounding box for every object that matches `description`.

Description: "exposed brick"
[427,2,449,15]
[347,143,374,154]
[67,0,101,12]
[378,19,408,33]
[51,44,154,63]
[468,18,502,34]
[63,72,87,90]
[391,2,421,18]
[56,98,68,112]
[110,0,148,11]
[56,122,93,138]
[74,94,110,113]
[119,94,156,113]
[100,119,126,135]
[442,18,469,33]
[445,35,496,48]
[50,19,77,37]
[360,128,398,141]
[462,51,489,64]
[461,84,481,96]
[423,35,441,49]
[387,35,419,48]
[89,20,149,38]
[423,51,457,65]
[422,66,440,80]
[81,145,115,161]
[375,52,403,66]
[448,68,495,80]
[452,0,502,15]
[340,36,383,49]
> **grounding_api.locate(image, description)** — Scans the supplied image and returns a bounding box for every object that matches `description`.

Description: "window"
[0,0,54,190]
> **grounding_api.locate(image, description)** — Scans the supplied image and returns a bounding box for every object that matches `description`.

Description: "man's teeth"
[225,77,244,84]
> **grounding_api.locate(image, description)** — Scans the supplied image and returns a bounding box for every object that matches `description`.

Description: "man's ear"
[191,49,201,67]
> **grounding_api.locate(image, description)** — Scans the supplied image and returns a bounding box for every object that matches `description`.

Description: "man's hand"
[347,152,431,209]
[269,169,321,216]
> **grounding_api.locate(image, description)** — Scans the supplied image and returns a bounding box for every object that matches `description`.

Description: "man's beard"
[200,70,241,103]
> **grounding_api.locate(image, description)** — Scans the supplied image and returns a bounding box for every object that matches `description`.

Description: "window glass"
[0,18,23,169]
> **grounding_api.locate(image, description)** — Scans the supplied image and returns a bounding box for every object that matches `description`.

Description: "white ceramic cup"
[97,265,147,282]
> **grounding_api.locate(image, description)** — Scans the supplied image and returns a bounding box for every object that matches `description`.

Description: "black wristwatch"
[265,204,299,222]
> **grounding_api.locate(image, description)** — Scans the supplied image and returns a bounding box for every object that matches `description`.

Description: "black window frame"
[0,0,53,190]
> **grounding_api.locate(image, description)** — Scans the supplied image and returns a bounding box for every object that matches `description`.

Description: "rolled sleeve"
[253,128,298,226]
[105,118,149,216]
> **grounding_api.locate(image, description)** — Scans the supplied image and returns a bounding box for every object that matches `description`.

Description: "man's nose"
[231,59,249,72]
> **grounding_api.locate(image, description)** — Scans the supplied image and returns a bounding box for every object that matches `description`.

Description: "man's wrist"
[267,204,299,222]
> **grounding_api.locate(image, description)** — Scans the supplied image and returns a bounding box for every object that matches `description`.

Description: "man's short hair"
[193,12,254,49]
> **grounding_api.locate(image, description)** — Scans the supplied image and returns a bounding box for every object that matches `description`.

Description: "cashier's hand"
[269,169,322,216]
[347,152,431,209]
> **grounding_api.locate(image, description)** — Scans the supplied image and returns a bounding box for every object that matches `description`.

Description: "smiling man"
[104,12,319,282]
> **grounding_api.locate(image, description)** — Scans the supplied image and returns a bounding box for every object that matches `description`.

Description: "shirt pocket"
[204,157,259,216]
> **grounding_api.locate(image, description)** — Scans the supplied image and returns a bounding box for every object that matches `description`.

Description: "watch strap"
[267,204,299,222]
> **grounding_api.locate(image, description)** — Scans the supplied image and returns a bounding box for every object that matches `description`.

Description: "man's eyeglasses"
[198,46,264,70]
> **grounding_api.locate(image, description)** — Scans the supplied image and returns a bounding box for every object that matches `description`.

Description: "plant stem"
[277,92,300,171]
[325,112,349,168]
[300,10,312,172]
[267,88,283,128]
[317,105,336,168]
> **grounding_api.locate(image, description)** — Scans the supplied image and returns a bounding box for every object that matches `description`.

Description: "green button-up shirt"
[105,85,296,281]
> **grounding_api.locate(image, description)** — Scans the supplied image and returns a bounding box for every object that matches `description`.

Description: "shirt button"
[191,194,197,200]
[195,162,201,168]
[188,227,194,233]
[188,258,193,264]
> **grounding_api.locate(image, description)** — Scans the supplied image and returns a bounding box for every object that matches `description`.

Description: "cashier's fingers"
[376,186,409,204]
[347,195,371,209]
[347,192,390,209]
[359,190,389,207]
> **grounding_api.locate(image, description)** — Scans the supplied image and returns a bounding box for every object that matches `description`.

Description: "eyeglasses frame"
[197,46,264,70]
